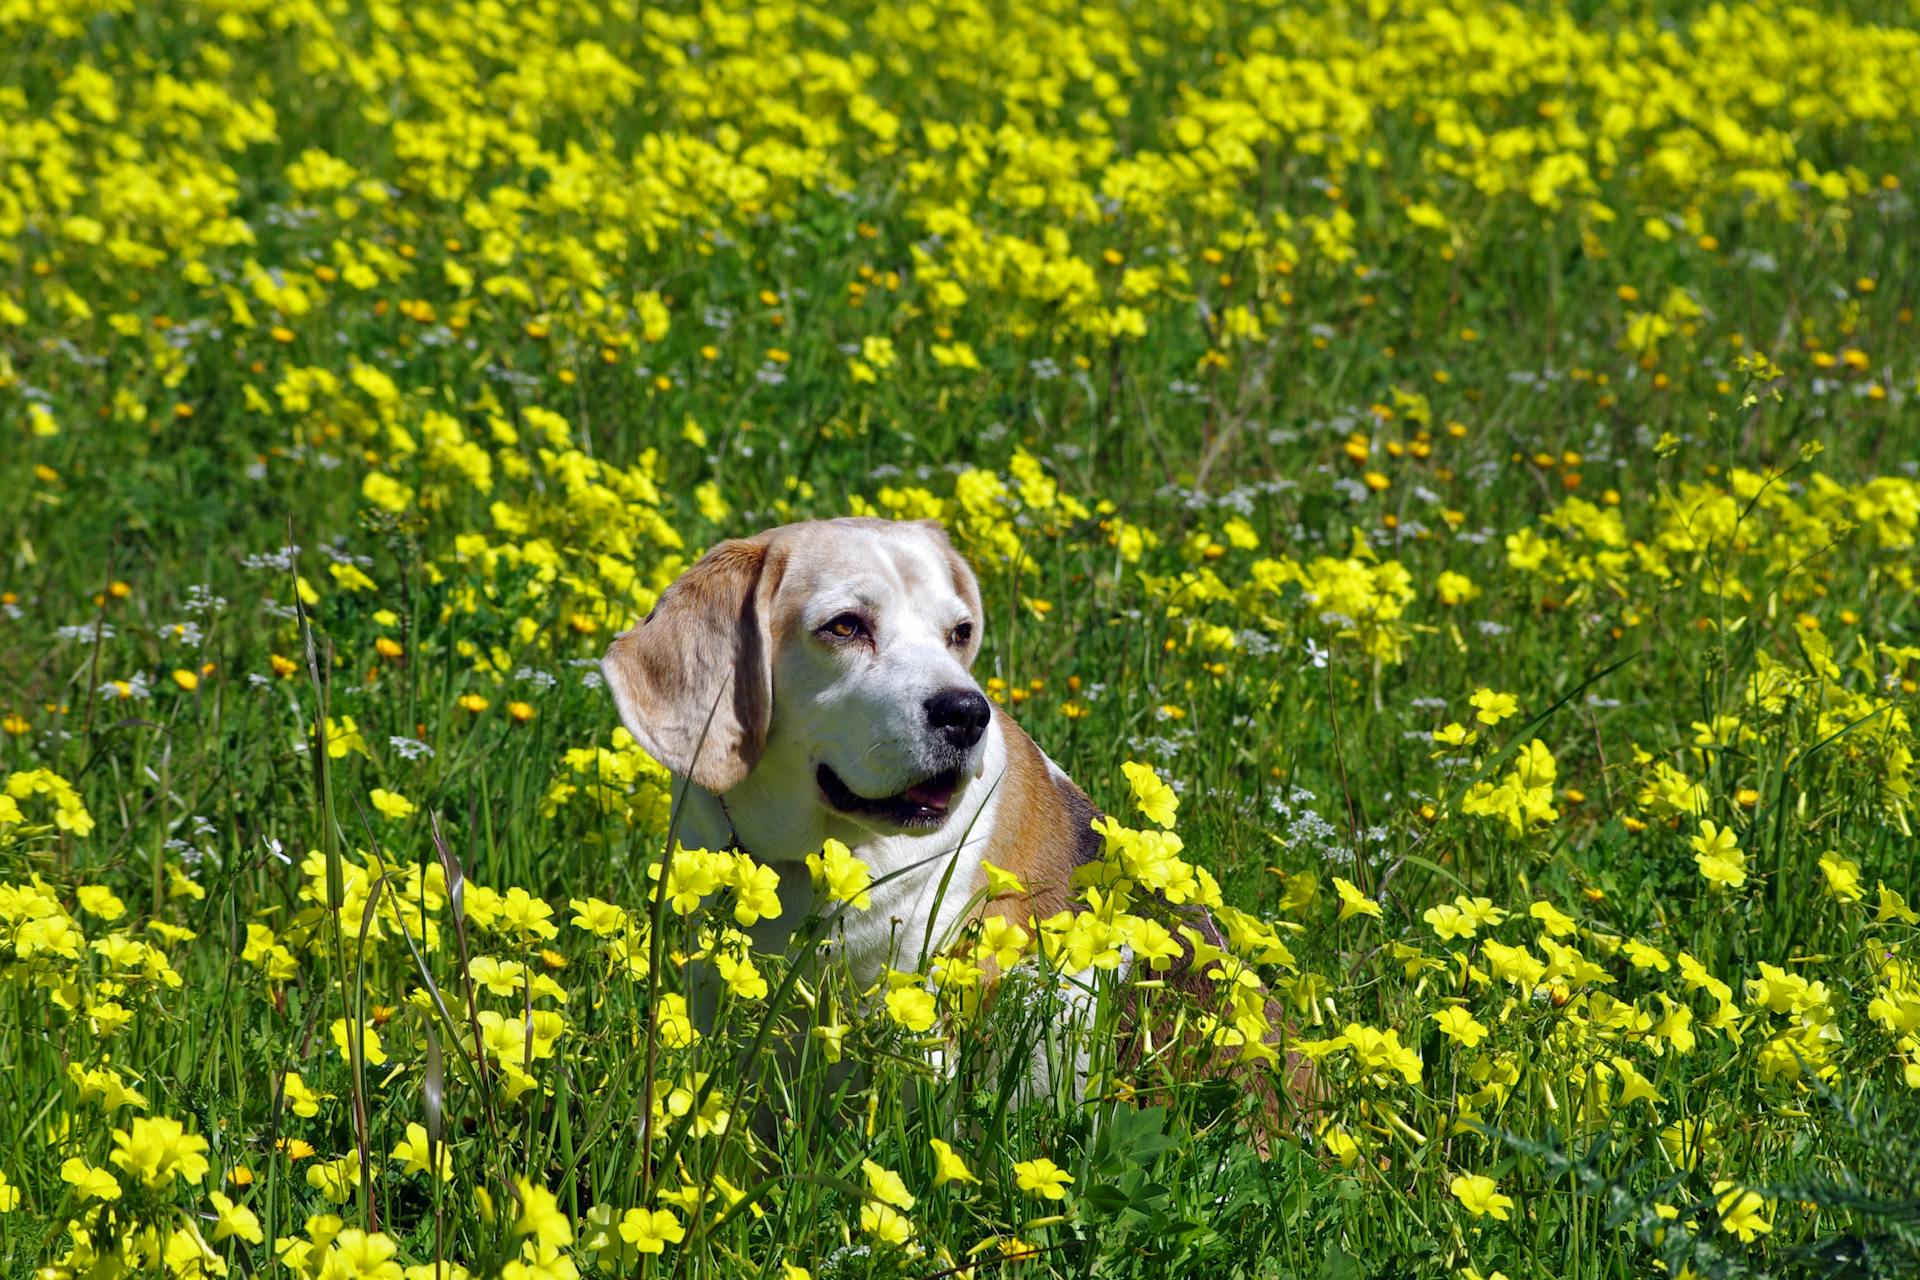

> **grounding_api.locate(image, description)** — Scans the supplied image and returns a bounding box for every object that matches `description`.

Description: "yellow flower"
[811,1019,846,1063]
[1121,760,1179,828]
[504,1241,573,1280]
[306,1156,357,1203]
[975,915,1031,969]
[362,472,415,513]
[172,668,200,691]
[1435,571,1479,605]
[807,838,874,909]
[655,993,699,1048]
[329,562,377,592]
[369,788,416,819]
[1333,876,1382,922]
[1449,1173,1514,1220]
[1343,1023,1423,1084]
[61,1157,121,1201]
[318,715,371,760]
[283,1070,327,1117]
[512,1176,573,1248]
[568,897,628,937]
[1712,1181,1773,1242]
[497,887,559,940]
[320,1229,403,1278]
[929,1139,979,1186]
[210,1190,264,1243]
[980,860,1027,897]
[1012,1157,1072,1200]
[1528,900,1578,937]
[863,1159,916,1210]
[716,950,768,1000]
[1423,903,1476,942]
[859,1202,914,1246]
[1691,819,1747,889]
[1818,853,1863,902]
[1482,940,1547,989]
[1469,688,1519,725]
[1661,1117,1716,1170]
[0,1168,16,1212]
[617,1207,685,1254]
[1431,1006,1490,1047]
[109,1115,211,1189]
[75,884,126,921]
[1319,1126,1365,1168]
[885,984,938,1033]
[930,342,979,369]
[1878,882,1920,925]
[330,1018,387,1065]
[727,857,783,927]
[390,1122,452,1181]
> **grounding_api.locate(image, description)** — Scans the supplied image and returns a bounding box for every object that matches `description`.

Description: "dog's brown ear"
[601,536,779,793]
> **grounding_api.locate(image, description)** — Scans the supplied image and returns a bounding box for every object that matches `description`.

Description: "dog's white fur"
[602,518,1049,984]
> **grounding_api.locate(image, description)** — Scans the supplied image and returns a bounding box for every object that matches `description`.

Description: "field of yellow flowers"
[5,0,1920,1275]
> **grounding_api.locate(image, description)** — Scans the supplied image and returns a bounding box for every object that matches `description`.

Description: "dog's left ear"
[601,536,781,793]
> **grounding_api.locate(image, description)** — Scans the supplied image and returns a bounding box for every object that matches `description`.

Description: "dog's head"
[602,517,990,837]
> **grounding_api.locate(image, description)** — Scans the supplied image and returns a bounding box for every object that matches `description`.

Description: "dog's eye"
[820,613,866,641]
[948,621,973,647]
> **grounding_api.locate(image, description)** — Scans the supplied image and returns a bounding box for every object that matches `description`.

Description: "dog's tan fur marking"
[974,706,1099,928]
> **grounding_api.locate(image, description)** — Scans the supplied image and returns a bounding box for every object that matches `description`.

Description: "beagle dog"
[601,517,1314,1126]
[599,517,1103,985]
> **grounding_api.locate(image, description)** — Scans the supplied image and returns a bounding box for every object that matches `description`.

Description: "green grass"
[4,0,1920,1276]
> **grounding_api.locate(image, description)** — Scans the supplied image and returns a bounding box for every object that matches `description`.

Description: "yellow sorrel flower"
[1712,1181,1773,1242]
[1012,1157,1072,1200]
[1333,876,1382,922]
[617,1207,686,1255]
[807,838,874,909]
[1450,1173,1515,1220]
[929,1139,979,1186]
[1691,819,1748,889]
[862,1159,915,1210]
[110,1116,211,1189]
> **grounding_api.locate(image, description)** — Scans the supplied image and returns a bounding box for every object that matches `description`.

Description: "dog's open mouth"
[817,763,963,828]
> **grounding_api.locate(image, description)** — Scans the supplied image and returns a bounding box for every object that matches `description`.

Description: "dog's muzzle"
[817,762,965,829]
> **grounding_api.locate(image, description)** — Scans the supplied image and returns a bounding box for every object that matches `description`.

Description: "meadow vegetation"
[3,0,1920,1276]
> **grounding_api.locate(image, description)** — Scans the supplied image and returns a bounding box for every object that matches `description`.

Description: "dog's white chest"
[807,832,988,984]
[732,725,1010,986]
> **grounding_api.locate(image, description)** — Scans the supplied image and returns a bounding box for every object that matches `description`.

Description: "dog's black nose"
[925,688,991,748]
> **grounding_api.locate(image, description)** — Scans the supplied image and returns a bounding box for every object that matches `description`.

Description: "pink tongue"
[905,779,954,810]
